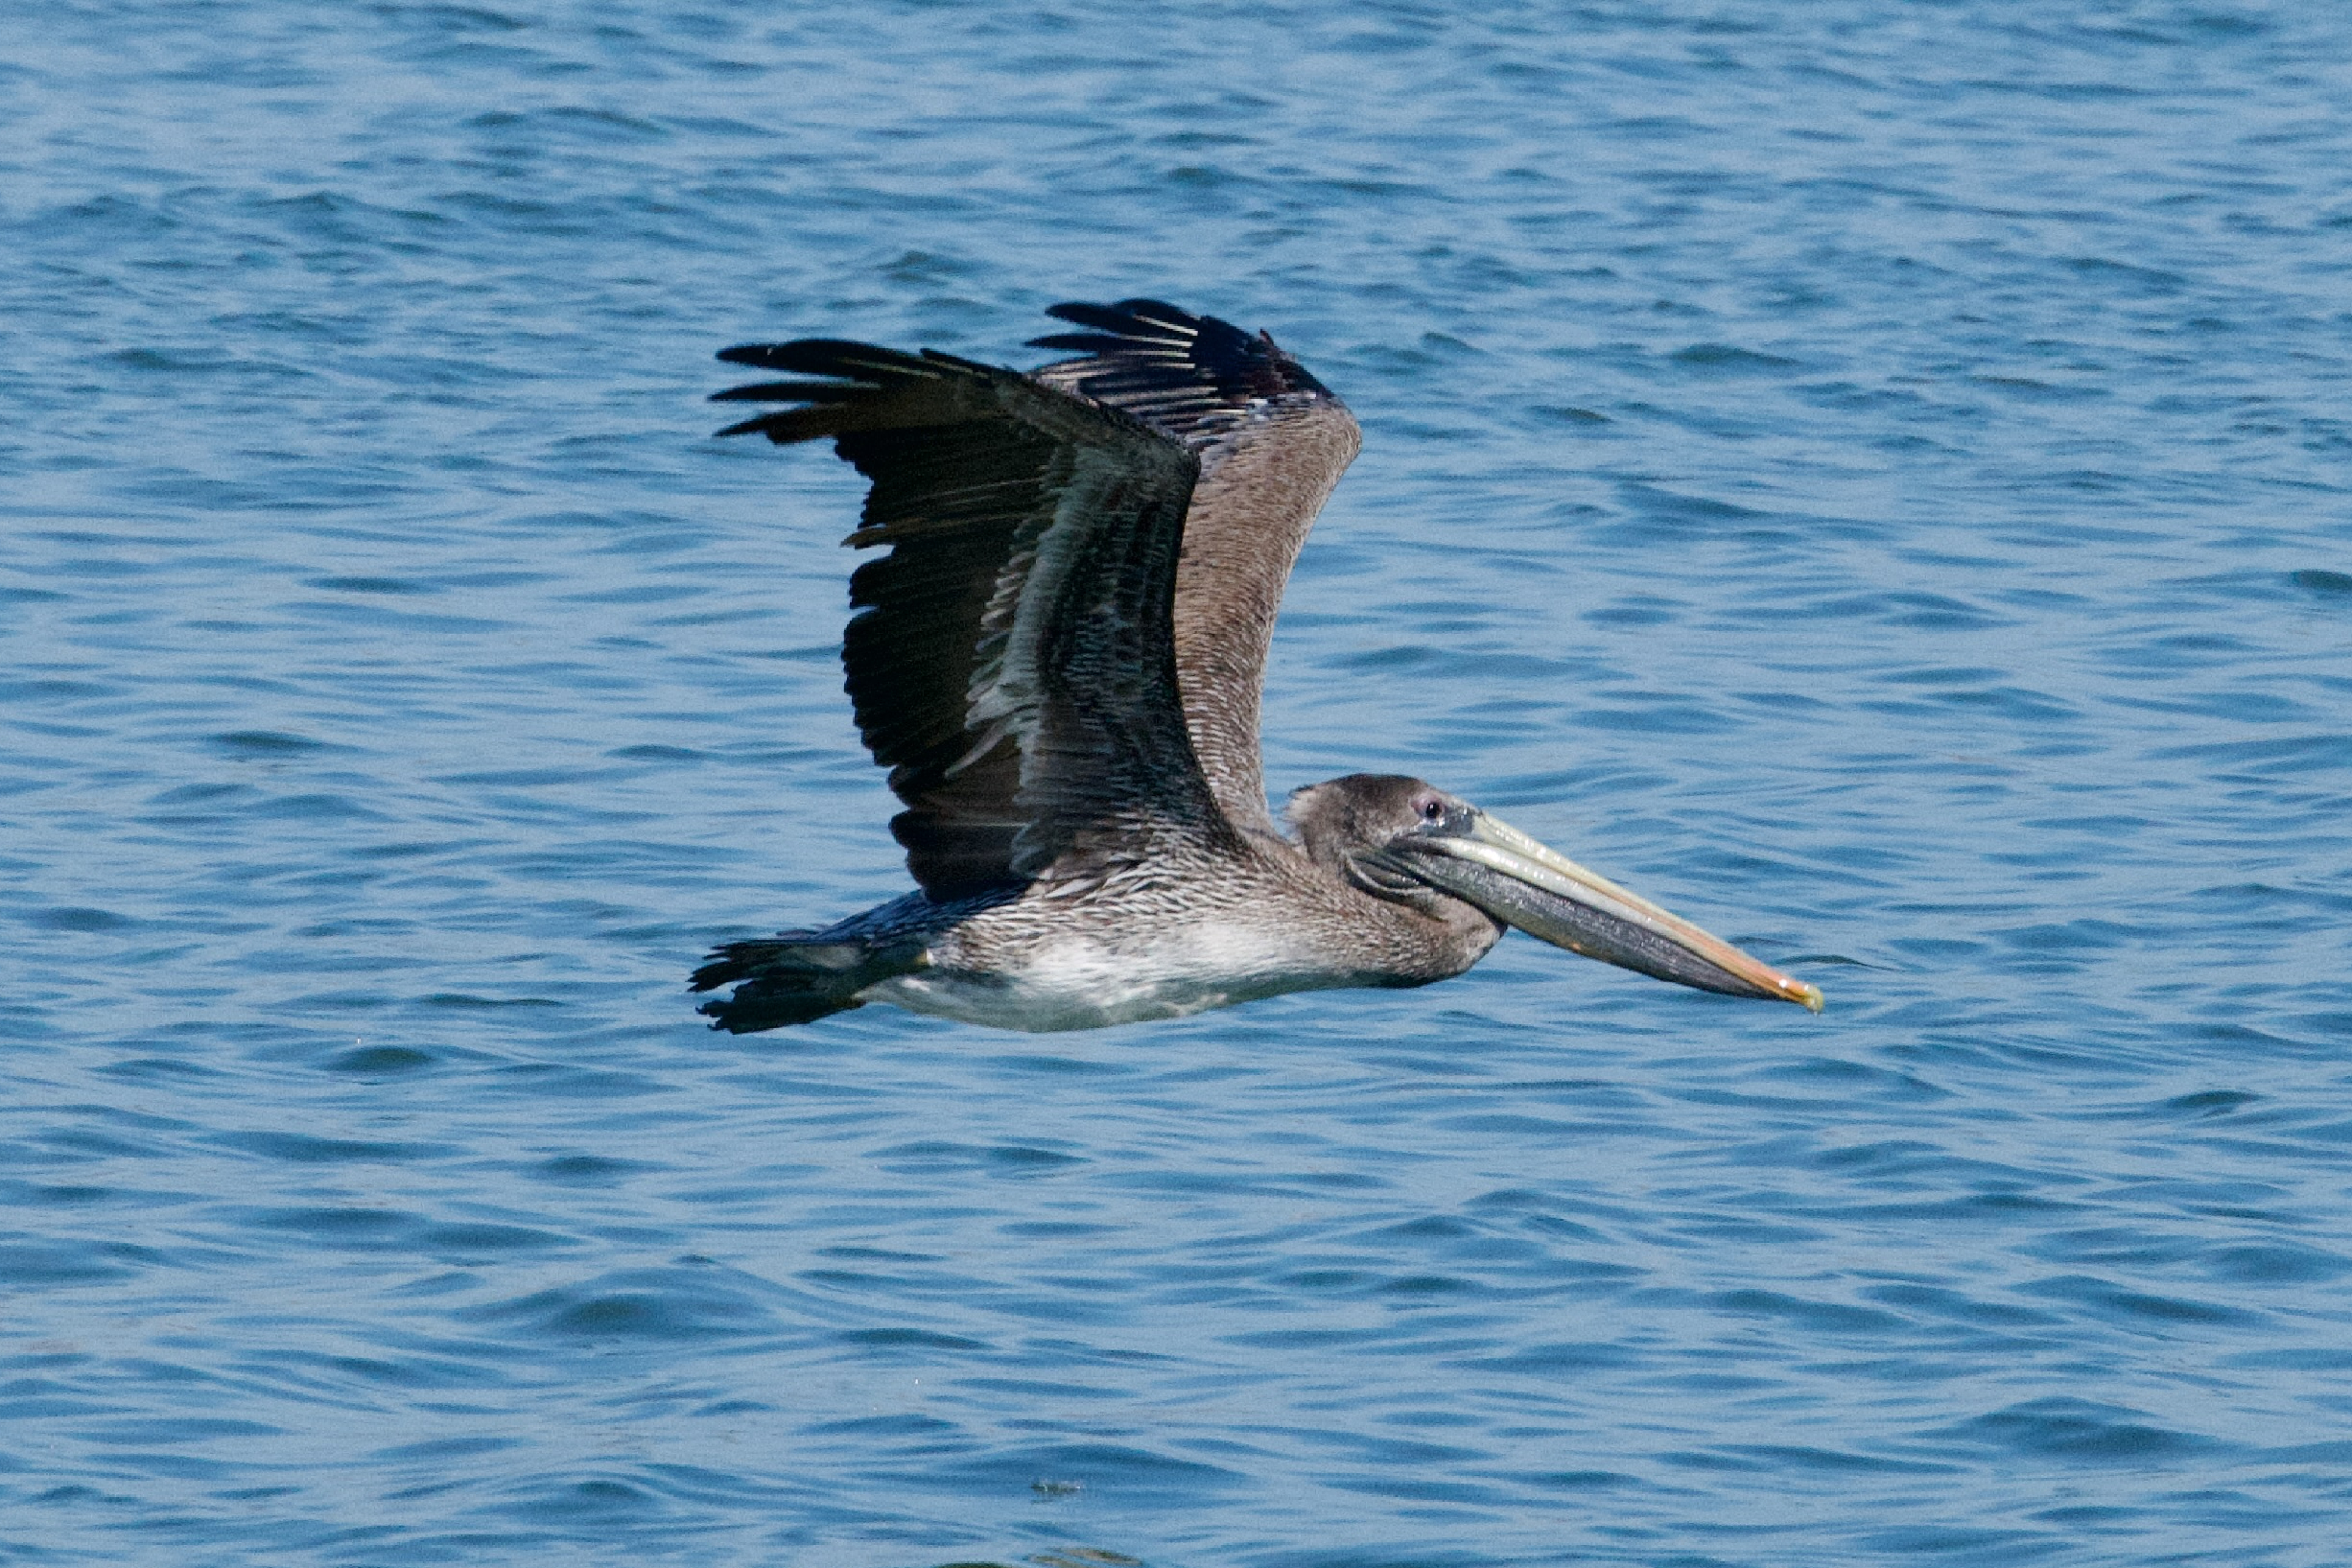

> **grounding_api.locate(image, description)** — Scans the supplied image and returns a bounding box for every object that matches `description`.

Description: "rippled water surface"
[7,3,2352,1564]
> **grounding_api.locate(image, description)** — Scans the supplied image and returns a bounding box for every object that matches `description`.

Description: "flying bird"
[691,300,1821,1032]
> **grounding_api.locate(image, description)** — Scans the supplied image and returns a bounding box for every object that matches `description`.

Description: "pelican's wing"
[714,339,1229,900]
[1029,300,1361,840]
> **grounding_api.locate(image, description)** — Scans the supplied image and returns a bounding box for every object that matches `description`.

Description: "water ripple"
[7,0,2352,1563]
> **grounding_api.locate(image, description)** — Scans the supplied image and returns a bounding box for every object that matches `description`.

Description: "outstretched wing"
[713,339,1229,901]
[1029,300,1361,841]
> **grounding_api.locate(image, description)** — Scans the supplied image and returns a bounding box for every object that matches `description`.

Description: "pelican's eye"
[1417,796,1446,824]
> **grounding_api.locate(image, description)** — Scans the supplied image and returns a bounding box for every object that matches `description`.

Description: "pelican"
[691,299,1821,1032]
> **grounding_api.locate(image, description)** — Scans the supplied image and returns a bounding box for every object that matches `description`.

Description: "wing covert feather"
[1029,300,1360,838]
[713,338,1225,899]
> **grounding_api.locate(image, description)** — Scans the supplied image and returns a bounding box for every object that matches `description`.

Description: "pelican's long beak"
[1376,809,1823,1012]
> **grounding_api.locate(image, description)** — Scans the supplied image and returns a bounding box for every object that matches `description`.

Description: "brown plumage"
[691,300,1822,1032]
[1028,302,1362,845]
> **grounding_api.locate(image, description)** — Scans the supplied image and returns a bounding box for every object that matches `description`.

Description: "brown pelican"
[691,299,1822,1032]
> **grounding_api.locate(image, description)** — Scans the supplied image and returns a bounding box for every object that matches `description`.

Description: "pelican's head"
[1286,774,1822,1011]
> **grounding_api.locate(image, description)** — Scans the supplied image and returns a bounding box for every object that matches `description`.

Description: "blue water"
[6,3,2351,1564]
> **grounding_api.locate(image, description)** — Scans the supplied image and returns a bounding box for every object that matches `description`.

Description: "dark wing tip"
[717,339,933,376]
[708,373,862,440]
[709,339,964,442]
[1029,298,1334,423]
[1040,298,1193,338]
[1027,331,1138,355]
[709,380,869,404]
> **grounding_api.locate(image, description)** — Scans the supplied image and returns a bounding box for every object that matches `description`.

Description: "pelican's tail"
[690,930,927,1033]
